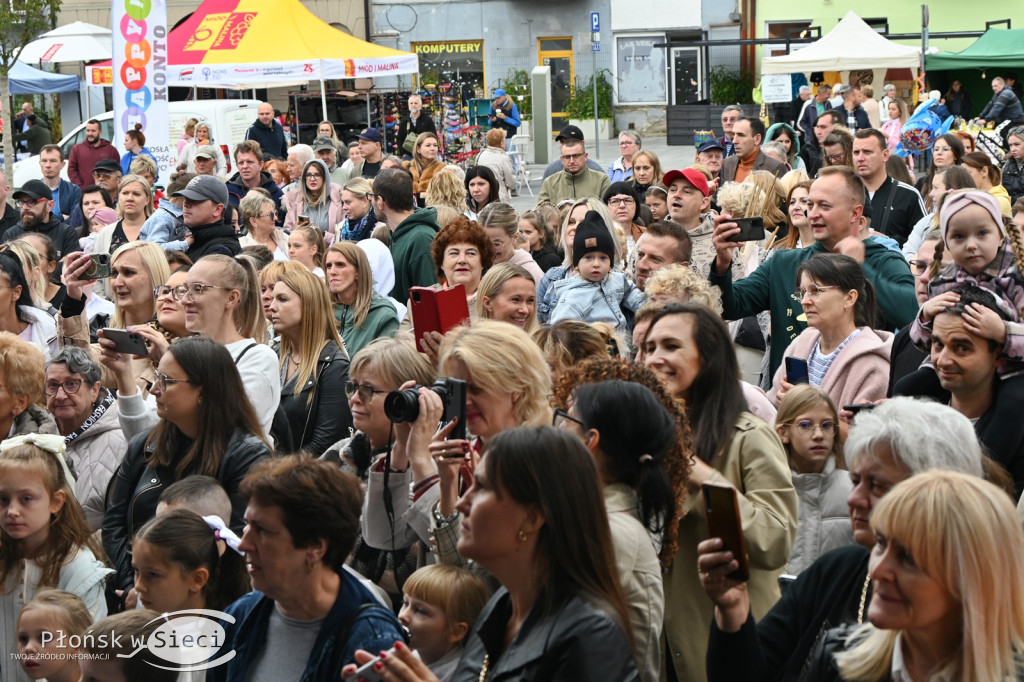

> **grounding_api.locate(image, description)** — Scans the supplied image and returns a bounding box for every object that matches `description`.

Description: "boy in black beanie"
[548,210,646,333]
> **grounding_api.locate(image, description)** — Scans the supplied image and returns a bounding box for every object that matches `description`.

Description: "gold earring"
[518,529,527,542]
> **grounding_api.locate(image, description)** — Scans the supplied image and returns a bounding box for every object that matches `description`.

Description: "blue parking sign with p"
[591,12,600,32]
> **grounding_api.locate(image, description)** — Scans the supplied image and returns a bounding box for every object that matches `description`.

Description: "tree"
[0,0,61,175]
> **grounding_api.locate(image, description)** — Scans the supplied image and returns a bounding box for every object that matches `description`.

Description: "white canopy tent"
[18,21,112,64]
[761,11,920,75]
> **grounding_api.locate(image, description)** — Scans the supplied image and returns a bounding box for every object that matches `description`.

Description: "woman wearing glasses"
[768,255,892,437]
[773,385,854,575]
[478,202,543,284]
[45,346,126,531]
[102,335,271,603]
[268,268,351,457]
[238,192,288,261]
[282,159,344,236]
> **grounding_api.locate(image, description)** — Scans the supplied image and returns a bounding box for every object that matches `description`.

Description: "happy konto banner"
[112,0,171,183]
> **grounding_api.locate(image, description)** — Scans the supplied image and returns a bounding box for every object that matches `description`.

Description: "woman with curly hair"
[553,358,693,682]
[425,170,467,213]
[429,216,495,306]
[644,263,723,313]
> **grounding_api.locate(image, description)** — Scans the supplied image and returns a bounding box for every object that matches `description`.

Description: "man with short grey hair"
[718,105,743,157]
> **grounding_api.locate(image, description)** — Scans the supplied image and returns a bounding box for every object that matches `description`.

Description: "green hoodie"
[389,207,441,304]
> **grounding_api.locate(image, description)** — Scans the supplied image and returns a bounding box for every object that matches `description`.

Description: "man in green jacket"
[539,127,611,204]
[373,168,440,304]
[709,165,918,376]
[14,115,52,156]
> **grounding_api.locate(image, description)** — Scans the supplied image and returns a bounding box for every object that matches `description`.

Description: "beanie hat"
[572,210,616,268]
[939,190,1005,245]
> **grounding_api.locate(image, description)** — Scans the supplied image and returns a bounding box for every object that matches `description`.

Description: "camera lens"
[384,388,421,423]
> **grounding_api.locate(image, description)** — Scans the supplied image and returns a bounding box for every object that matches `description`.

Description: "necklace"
[289,355,301,366]
[478,654,489,682]
[857,569,871,623]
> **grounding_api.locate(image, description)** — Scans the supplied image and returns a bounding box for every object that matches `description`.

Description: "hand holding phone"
[785,356,809,385]
[702,483,750,582]
[84,253,111,279]
[101,328,149,356]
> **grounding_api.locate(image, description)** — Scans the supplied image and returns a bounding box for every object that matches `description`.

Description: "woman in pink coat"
[282,159,345,242]
[769,254,892,439]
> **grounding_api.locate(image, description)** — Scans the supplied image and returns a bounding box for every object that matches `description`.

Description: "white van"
[12,99,263,188]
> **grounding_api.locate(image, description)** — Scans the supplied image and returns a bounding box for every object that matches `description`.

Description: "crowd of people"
[2,85,1024,682]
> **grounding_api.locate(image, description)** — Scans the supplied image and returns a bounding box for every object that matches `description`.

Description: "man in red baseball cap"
[662,168,740,280]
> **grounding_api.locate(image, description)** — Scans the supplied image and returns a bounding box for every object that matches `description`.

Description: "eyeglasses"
[153,285,175,299]
[790,420,836,435]
[933,145,953,153]
[552,408,586,428]
[909,259,933,276]
[794,284,838,300]
[619,140,636,147]
[608,197,635,206]
[560,153,585,161]
[345,381,388,403]
[170,283,226,301]
[305,173,323,179]
[258,211,276,220]
[14,198,46,208]
[826,153,845,164]
[44,379,83,395]
[154,372,193,392]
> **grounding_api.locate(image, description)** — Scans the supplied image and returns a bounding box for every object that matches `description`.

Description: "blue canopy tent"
[9,61,79,94]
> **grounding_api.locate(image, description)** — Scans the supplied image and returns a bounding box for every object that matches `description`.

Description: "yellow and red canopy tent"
[92,0,418,115]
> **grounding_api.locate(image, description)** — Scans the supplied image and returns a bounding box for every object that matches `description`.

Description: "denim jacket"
[139,198,188,251]
[548,270,646,333]
[537,265,569,323]
[210,570,406,682]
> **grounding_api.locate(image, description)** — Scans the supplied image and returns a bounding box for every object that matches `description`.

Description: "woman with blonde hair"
[475,262,537,333]
[239,192,288,260]
[259,260,307,328]
[475,128,516,202]
[533,318,615,383]
[339,177,377,242]
[478,202,543,283]
[268,268,350,456]
[404,132,446,206]
[629,149,664,194]
[537,197,619,322]
[177,117,198,157]
[807,470,1024,681]
[2,239,50,310]
[425,170,467,212]
[94,174,155,256]
[325,241,399,356]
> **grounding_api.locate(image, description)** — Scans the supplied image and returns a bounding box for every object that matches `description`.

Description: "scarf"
[63,388,115,446]
[340,210,374,242]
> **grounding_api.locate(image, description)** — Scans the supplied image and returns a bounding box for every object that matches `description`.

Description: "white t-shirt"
[225,338,281,438]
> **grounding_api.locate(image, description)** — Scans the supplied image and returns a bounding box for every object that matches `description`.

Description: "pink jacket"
[282,182,345,235]
[768,326,893,408]
[881,118,902,152]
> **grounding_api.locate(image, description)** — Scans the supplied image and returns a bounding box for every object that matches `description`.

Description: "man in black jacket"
[0,171,18,235]
[244,102,289,160]
[2,180,79,261]
[396,94,436,159]
[226,140,284,209]
[853,129,926,246]
[174,175,241,260]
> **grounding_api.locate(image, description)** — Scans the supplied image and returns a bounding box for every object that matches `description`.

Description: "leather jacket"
[102,426,271,590]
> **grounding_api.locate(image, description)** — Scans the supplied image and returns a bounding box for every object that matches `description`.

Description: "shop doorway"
[539,37,574,133]
[670,46,702,105]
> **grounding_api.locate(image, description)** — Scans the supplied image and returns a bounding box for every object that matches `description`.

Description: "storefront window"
[616,34,667,104]
[413,41,485,97]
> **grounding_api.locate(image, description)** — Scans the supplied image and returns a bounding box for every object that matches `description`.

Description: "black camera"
[384,378,468,439]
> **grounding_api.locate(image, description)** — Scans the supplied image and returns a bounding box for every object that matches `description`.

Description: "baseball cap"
[555,125,585,143]
[172,174,229,205]
[493,88,507,98]
[312,136,336,153]
[12,180,53,202]
[696,140,725,155]
[194,146,217,160]
[662,169,709,198]
[356,128,382,143]
[93,159,122,174]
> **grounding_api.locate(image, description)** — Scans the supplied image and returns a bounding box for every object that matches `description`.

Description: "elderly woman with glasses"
[102,336,272,604]
[45,346,126,531]
[239,192,288,261]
